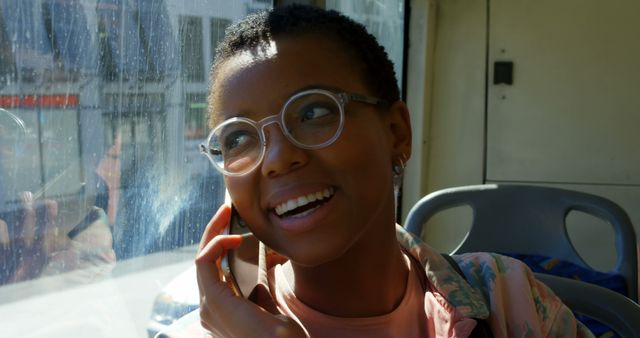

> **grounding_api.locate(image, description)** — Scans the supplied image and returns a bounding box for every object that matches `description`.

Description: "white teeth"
[297,196,308,205]
[274,187,334,216]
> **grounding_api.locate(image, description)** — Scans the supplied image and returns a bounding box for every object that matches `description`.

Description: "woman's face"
[211,35,410,266]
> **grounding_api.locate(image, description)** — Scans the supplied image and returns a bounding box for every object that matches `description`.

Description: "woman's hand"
[196,204,307,338]
[0,192,61,284]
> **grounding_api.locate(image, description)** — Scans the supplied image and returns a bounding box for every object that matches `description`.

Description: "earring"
[393,153,407,176]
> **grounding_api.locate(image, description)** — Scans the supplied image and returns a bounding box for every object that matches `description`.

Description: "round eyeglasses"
[200,88,386,176]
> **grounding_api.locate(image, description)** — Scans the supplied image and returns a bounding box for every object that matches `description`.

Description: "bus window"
[0,1,406,337]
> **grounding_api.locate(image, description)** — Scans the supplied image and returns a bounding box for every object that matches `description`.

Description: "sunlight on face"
[224,39,279,76]
[213,35,400,267]
[210,40,280,126]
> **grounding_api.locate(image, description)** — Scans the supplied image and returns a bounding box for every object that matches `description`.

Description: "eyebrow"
[291,84,344,95]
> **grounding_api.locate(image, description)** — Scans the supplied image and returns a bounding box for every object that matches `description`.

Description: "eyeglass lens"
[206,92,343,174]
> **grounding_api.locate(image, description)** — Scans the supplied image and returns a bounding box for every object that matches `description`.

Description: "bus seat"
[404,184,638,302]
[534,273,640,337]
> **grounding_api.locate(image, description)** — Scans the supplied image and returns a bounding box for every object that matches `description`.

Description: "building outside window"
[210,17,231,67]
[180,16,204,83]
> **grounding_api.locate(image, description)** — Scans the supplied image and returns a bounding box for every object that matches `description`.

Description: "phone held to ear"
[221,190,259,298]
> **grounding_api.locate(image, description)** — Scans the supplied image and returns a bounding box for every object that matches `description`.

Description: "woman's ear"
[385,100,412,162]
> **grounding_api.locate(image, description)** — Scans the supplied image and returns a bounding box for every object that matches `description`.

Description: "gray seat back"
[404,184,637,301]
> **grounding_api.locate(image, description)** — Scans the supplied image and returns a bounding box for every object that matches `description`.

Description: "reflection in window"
[0,108,38,200]
[0,7,15,83]
[180,16,204,82]
[42,0,96,81]
[185,93,208,140]
[0,0,263,287]
[97,0,147,81]
[0,95,83,199]
[210,17,231,65]
[0,0,54,83]
[97,0,178,82]
[136,0,180,80]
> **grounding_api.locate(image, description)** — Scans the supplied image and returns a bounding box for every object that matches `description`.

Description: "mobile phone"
[221,191,260,298]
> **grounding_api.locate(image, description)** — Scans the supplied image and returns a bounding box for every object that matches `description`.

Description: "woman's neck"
[284,222,409,317]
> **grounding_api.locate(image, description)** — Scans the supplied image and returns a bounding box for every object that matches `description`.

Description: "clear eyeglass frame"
[199,88,387,176]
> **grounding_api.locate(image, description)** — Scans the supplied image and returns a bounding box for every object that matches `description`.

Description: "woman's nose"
[260,123,308,177]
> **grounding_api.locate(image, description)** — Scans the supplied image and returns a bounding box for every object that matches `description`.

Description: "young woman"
[195,5,593,338]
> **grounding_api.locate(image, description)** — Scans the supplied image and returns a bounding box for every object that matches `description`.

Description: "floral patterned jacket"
[396,225,594,338]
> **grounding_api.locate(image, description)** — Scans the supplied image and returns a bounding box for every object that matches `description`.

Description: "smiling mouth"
[274,187,335,218]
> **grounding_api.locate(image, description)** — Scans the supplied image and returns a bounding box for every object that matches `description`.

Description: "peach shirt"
[268,254,454,338]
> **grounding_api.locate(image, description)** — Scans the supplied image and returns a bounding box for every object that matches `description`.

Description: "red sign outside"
[0,95,79,108]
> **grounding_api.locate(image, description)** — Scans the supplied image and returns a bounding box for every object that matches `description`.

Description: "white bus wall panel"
[422,0,487,193]
[486,0,640,184]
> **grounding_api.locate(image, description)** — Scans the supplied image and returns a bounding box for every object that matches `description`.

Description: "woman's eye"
[223,130,254,153]
[300,105,333,122]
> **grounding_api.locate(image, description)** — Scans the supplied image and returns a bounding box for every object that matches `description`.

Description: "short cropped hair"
[208,4,400,126]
